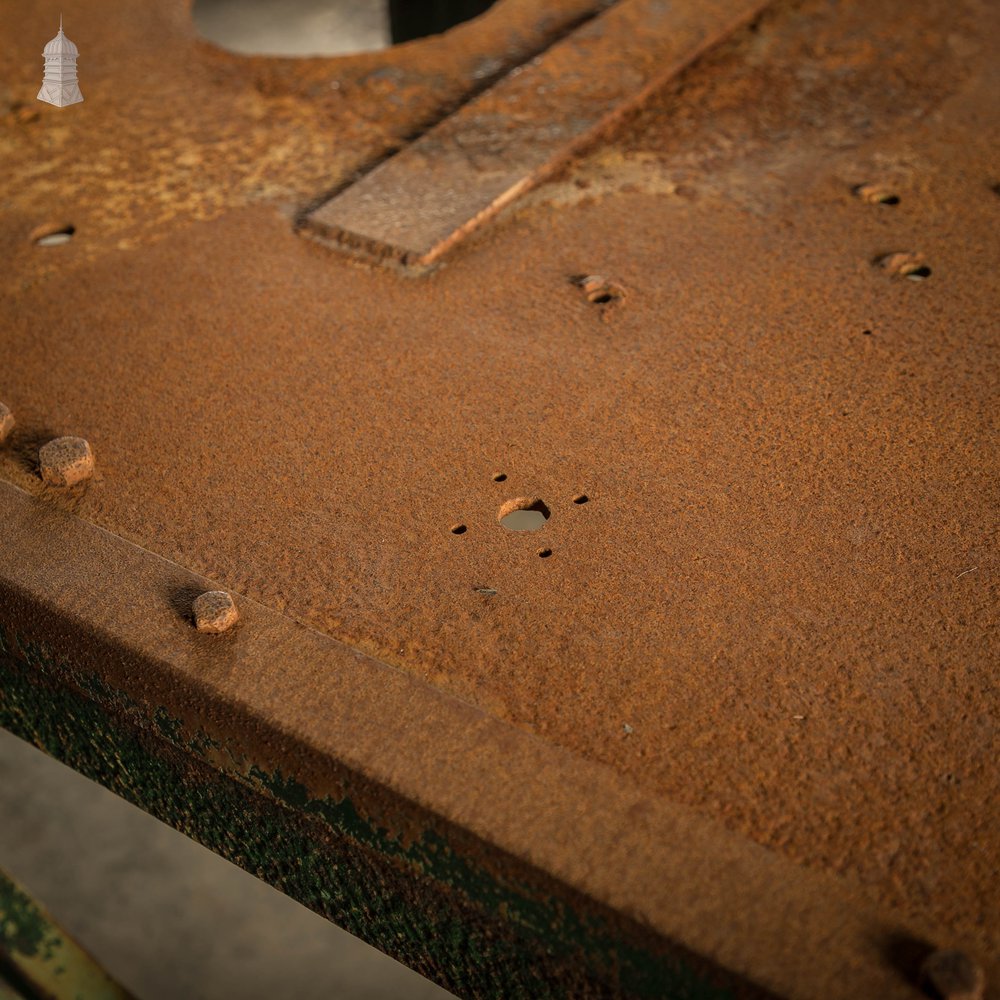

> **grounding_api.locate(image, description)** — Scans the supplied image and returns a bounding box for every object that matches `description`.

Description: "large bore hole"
[498,497,551,532]
[193,0,496,56]
[388,0,496,44]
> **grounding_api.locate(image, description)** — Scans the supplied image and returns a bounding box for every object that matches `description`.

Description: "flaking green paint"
[0,630,740,1000]
[0,871,60,962]
[0,868,133,999]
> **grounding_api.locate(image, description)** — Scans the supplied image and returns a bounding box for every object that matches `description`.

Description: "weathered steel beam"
[0,482,950,999]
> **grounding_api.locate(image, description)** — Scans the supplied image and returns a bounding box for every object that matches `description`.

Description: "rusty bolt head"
[920,949,985,1000]
[0,403,14,444]
[579,274,608,293]
[193,591,239,634]
[853,182,899,205]
[39,436,94,487]
[574,274,626,303]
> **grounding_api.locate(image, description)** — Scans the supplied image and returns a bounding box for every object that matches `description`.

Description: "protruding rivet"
[920,949,985,1000]
[192,591,239,634]
[853,182,899,205]
[573,274,626,304]
[39,436,94,486]
[0,402,14,444]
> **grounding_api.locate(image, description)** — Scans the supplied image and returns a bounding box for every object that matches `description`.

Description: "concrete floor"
[0,727,453,1000]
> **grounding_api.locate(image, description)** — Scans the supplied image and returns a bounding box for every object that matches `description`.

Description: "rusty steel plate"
[304,0,769,265]
[1,0,999,997]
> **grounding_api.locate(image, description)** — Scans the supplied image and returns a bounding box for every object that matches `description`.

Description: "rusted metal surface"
[0,0,604,260]
[0,481,972,999]
[304,0,768,264]
[0,866,133,1000]
[1,0,999,995]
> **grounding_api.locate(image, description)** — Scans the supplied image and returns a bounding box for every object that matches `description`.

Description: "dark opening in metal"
[389,0,497,44]
[194,0,498,57]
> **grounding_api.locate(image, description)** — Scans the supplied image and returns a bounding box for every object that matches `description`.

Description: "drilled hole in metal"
[537,548,553,559]
[492,472,507,482]
[498,497,550,532]
[450,523,467,535]
[902,264,932,281]
[572,494,589,504]
[32,223,75,246]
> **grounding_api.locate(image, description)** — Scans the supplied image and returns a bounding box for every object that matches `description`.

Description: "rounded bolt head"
[39,436,94,487]
[0,402,14,444]
[579,274,608,293]
[921,949,985,1000]
[574,274,625,303]
[192,591,239,634]
[853,182,898,204]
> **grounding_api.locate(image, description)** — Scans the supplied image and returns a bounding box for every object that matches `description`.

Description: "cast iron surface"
[0,483,964,999]
[0,0,998,995]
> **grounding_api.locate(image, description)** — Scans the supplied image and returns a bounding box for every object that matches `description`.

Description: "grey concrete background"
[192,0,390,56]
[0,727,453,999]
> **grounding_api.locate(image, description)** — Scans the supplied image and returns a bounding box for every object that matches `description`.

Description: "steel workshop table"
[1,0,998,996]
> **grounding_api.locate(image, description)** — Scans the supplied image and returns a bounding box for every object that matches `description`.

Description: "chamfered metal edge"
[0,479,972,999]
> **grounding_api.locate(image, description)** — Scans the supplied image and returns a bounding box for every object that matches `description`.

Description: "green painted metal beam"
[0,866,133,1000]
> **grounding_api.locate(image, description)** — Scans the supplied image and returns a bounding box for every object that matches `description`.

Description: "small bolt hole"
[492,472,507,482]
[902,264,932,281]
[32,223,75,246]
[862,329,873,336]
[450,523,467,535]
[537,548,552,558]
[573,494,589,504]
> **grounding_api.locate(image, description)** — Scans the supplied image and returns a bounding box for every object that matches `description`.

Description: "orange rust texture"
[1,0,999,980]
[306,0,769,263]
[0,483,941,1000]
[0,0,602,258]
